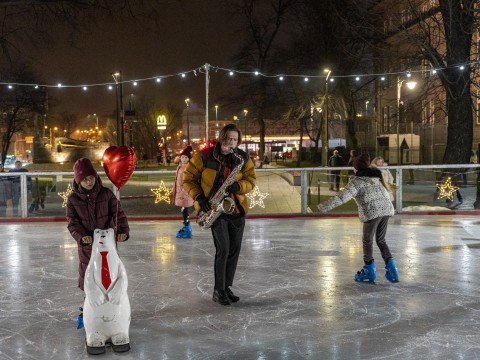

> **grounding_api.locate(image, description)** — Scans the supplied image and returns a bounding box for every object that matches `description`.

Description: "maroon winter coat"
[66,176,130,290]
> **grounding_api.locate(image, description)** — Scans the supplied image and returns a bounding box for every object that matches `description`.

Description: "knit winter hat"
[180,145,193,159]
[352,153,371,171]
[73,158,98,184]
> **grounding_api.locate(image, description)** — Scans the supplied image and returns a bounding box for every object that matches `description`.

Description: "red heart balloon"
[102,146,136,190]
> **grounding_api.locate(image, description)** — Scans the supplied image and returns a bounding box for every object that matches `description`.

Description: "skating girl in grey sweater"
[317,153,398,284]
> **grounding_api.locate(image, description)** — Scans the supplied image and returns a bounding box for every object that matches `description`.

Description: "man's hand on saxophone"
[196,194,211,213]
[226,182,240,194]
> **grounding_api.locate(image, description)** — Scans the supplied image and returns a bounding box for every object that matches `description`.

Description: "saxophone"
[197,151,245,229]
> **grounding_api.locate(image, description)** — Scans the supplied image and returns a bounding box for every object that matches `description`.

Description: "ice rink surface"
[1,215,480,359]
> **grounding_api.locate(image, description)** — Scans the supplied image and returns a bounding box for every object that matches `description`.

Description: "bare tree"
[0,64,46,165]
[226,0,300,159]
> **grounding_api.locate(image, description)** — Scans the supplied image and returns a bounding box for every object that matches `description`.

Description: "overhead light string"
[0,61,475,89]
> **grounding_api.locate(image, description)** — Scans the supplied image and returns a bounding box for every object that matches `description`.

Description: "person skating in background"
[328,150,343,191]
[66,158,130,328]
[318,153,398,284]
[183,124,256,305]
[173,146,194,238]
[370,156,395,202]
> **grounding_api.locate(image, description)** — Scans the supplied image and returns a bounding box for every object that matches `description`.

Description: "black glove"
[226,182,240,194]
[196,194,211,213]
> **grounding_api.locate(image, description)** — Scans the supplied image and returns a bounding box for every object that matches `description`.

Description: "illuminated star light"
[151,180,172,204]
[58,184,73,207]
[246,185,269,208]
[436,177,459,201]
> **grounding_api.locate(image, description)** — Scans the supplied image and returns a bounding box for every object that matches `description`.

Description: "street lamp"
[396,75,417,164]
[111,72,124,146]
[185,98,190,144]
[215,105,218,121]
[322,69,332,166]
[243,109,248,154]
[93,113,98,129]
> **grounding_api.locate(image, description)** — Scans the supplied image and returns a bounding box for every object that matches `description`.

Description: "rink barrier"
[0,164,479,219]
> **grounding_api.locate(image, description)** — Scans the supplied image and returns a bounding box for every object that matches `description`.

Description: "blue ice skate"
[76,312,84,329]
[355,261,376,284]
[176,224,192,239]
[385,258,399,283]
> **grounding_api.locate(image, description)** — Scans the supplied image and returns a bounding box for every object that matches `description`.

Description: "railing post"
[396,167,403,214]
[20,174,28,218]
[301,169,308,214]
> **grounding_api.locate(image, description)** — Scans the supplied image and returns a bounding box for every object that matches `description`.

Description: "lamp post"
[185,98,190,144]
[243,109,248,154]
[322,69,332,166]
[215,105,218,122]
[111,72,124,146]
[396,75,417,164]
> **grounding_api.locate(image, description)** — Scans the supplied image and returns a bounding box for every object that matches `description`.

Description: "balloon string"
[115,197,119,243]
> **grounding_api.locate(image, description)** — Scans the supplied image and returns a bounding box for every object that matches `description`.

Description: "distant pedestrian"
[318,153,398,284]
[328,150,343,191]
[347,150,357,177]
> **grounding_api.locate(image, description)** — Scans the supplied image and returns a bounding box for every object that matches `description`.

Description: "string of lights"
[0,61,476,89]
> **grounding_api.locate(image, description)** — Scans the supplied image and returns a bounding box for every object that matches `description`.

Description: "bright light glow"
[406,72,412,78]
[459,66,465,70]
[279,76,284,81]
[57,83,62,87]
[108,85,113,90]
[34,85,39,89]
[8,85,12,89]
[229,71,234,76]
[181,73,186,78]
[156,78,161,82]
[83,86,87,91]
[133,81,138,86]
[381,77,385,81]
[432,69,437,74]
[406,81,417,90]
[355,77,360,81]
[254,71,259,76]
[304,77,309,82]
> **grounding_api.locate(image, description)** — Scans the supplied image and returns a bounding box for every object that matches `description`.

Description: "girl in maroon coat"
[66,158,130,291]
[173,146,194,238]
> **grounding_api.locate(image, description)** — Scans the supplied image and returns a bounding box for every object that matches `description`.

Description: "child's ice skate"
[76,307,84,329]
[176,223,192,238]
[355,261,376,284]
[385,258,399,283]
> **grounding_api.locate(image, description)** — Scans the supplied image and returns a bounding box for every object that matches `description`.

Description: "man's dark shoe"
[212,289,231,305]
[226,287,240,302]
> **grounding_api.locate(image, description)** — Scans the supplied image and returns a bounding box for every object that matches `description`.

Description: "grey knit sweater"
[318,176,394,222]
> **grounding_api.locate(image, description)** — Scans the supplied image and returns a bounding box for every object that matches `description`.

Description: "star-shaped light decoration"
[151,180,172,204]
[58,184,73,207]
[246,185,269,208]
[436,177,459,201]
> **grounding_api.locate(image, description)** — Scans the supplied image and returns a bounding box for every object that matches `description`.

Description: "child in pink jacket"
[173,146,194,238]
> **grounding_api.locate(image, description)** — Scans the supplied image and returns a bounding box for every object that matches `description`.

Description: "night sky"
[30,1,238,123]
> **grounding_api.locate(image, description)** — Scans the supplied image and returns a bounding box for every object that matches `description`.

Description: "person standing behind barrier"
[9,160,32,216]
[183,124,256,306]
[371,156,395,202]
[328,150,343,191]
[0,164,13,217]
[173,146,194,239]
[317,153,398,284]
[347,150,357,178]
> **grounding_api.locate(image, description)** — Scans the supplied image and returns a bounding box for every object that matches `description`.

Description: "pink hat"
[73,158,98,184]
[352,154,370,171]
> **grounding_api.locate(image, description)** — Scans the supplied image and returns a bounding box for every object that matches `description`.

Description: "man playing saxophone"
[183,123,256,305]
